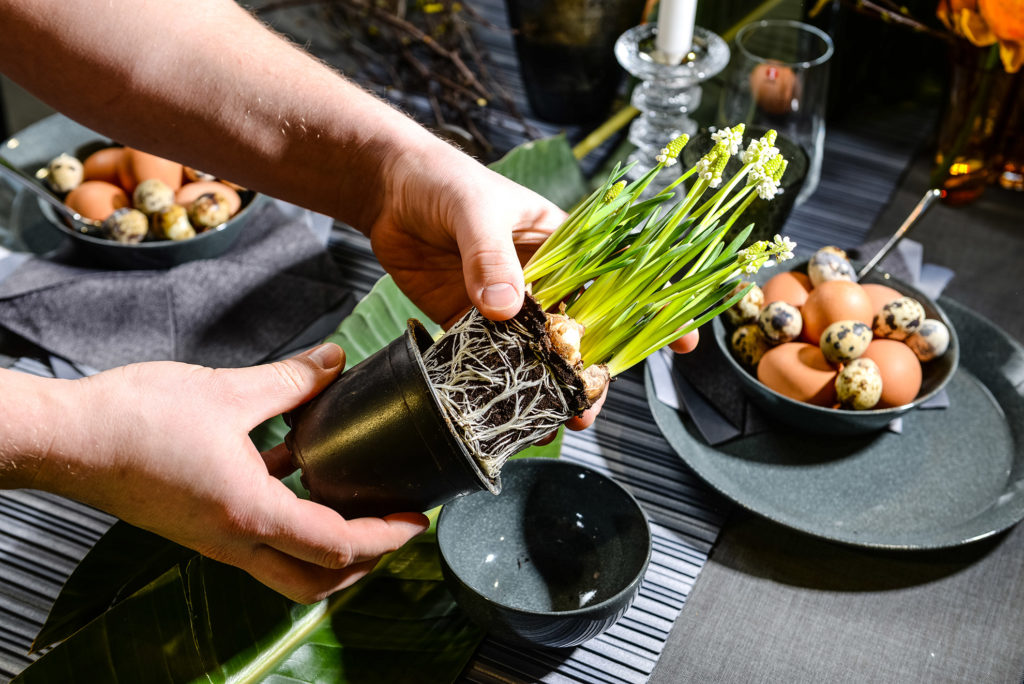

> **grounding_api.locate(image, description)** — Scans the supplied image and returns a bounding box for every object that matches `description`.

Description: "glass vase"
[932,42,1018,205]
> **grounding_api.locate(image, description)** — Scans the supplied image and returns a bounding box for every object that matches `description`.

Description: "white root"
[422,308,580,480]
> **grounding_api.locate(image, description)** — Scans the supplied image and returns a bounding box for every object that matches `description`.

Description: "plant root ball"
[819,319,872,364]
[835,358,883,410]
[905,319,950,361]
[873,296,926,341]
[725,282,765,325]
[758,301,802,344]
[749,63,797,116]
[731,323,770,366]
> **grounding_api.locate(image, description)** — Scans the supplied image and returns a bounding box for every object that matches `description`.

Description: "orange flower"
[937,0,1023,71]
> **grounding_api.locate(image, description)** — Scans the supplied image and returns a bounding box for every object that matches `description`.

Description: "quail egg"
[725,282,765,325]
[905,318,950,362]
[133,178,176,216]
[731,324,770,366]
[835,357,883,410]
[188,192,232,230]
[808,246,857,287]
[757,301,803,344]
[45,153,84,194]
[873,296,926,341]
[102,207,148,244]
[152,204,195,241]
[819,319,873,364]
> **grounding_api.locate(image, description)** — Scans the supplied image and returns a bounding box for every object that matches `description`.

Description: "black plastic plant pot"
[285,321,501,520]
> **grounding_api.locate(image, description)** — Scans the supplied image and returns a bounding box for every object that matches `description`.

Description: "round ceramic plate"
[645,296,1024,550]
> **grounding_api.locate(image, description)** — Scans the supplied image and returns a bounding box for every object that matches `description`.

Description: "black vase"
[286,321,500,519]
[506,0,646,124]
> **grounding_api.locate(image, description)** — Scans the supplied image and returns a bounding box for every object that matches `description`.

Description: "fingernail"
[306,343,342,369]
[482,283,519,312]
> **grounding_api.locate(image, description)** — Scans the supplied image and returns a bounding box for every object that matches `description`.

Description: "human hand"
[369,141,700,432]
[32,343,428,604]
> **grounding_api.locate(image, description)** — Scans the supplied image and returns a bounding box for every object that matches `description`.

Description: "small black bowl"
[3,113,260,270]
[714,261,960,435]
[436,457,651,649]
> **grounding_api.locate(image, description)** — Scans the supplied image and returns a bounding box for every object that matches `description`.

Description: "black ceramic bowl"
[436,457,651,649]
[2,113,260,269]
[714,261,960,435]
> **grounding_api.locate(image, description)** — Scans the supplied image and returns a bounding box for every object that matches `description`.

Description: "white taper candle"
[654,0,697,66]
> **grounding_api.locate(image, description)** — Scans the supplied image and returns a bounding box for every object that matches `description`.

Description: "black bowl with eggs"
[714,251,959,435]
[4,114,261,270]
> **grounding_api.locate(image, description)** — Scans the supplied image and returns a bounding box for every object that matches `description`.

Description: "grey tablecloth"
[649,157,1024,684]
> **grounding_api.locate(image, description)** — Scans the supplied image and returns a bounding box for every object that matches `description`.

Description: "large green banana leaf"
[19,134,582,683]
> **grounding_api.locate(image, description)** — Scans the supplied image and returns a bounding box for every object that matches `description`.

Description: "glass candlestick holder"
[614,24,729,185]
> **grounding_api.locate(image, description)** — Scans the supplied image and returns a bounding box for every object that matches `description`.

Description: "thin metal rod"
[857,188,943,280]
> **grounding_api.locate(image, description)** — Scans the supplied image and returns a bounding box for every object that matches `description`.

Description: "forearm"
[0,369,80,491]
[0,0,452,232]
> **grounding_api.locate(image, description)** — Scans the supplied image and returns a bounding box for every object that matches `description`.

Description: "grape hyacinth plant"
[423,125,797,479]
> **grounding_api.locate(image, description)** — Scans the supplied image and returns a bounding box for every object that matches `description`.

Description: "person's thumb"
[227,343,345,425]
[456,221,525,321]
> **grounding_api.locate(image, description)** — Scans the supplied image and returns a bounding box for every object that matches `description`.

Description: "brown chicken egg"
[861,283,903,316]
[800,280,874,344]
[64,180,130,222]
[860,339,922,408]
[118,148,184,193]
[761,271,813,308]
[176,181,242,215]
[757,342,838,407]
[749,63,797,116]
[82,147,125,185]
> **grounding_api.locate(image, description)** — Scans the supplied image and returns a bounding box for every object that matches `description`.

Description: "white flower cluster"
[740,137,780,166]
[711,124,745,155]
[655,148,679,166]
[737,234,797,274]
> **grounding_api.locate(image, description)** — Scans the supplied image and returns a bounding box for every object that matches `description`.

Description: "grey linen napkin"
[0,200,353,370]
[664,239,952,446]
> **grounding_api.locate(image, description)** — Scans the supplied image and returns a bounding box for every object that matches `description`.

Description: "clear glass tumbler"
[718,20,833,204]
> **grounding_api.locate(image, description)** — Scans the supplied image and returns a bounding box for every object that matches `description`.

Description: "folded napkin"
[651,239,954,446]
[0,200,353,370]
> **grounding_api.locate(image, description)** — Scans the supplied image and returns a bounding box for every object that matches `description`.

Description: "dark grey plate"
[646,297,1024,550]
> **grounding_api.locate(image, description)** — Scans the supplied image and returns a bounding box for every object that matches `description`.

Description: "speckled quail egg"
[152,204,195,241]
[757,301,803,344]
[905,318,950,361]
[725,282,765,325]
[873,296,925,340]
[835,357,883,410]
[808,246,857,287]
[819,319,873,364]
[45,153,84,194]
[187,192,232,230]
[731,324,770,366]
[102,207,149,244]
[133,178,175,216]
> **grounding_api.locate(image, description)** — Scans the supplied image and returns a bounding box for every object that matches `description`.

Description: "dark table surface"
[2,1,1024,681]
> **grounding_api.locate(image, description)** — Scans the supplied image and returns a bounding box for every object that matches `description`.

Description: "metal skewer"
[857,188,943,280]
